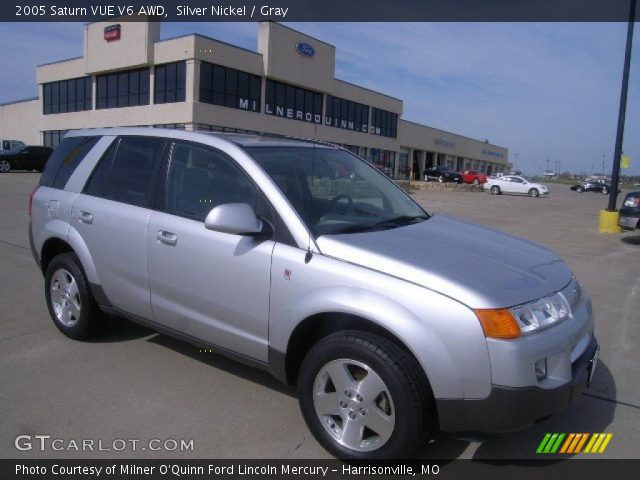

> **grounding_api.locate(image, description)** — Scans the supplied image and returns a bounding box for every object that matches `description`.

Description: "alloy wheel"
[313,358,395,452]
[49,268,82,327]
[0,160,10,173]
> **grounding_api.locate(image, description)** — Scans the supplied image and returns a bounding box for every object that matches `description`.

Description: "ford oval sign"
[296,42,315,57]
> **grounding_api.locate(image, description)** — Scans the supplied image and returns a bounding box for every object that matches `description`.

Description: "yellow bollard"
[598,210,623,233]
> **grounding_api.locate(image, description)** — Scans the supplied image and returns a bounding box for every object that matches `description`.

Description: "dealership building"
[0,20,509,179]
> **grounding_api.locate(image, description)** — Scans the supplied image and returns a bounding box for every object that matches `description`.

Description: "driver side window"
[164,141,257,222]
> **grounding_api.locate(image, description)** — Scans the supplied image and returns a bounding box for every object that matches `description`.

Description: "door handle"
[79,211,93,224]
[157,230,178,246]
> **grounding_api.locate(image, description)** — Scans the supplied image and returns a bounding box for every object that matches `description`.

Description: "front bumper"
[618,215,639,231]
[437,335,598,433]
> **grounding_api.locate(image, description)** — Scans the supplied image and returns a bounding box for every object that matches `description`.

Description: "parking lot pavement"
[1,172,638,459]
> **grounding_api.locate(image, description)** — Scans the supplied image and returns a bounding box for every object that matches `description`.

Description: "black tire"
[490,185,501,195]
[576,187,584,192]
[44,252,106,340]
[298,330,435,460]
[529,188,539,198]
[0,159,11,173]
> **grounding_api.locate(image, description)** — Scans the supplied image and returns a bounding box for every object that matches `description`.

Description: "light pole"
[602,154,606,177]
[608,0,636,211]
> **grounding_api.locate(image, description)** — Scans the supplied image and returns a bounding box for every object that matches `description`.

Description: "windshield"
[245,146,428,237]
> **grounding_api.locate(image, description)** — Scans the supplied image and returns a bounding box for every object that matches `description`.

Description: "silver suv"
[29,128,598,459]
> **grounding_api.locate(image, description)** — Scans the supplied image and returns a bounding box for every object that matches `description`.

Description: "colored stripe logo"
[537,433,613,454]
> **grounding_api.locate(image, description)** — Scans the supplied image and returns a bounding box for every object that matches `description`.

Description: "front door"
[147,141,274,362]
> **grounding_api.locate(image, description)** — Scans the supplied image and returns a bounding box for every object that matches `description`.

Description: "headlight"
[509,292,570,335]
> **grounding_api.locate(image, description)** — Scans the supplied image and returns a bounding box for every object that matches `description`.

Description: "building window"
[154,61,186,104]
[195,124,260,135]
[43,77,92,115]
[265,79,322,123]
[199,62,261,112]
[371,108,398,138]
[43,130,68,148]
[96,68,150,109]
[325,95,369,133]
[153,124,187,130]
[367,148,396,177]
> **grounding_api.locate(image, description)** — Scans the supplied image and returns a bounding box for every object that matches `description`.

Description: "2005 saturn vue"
[29,128,599,459]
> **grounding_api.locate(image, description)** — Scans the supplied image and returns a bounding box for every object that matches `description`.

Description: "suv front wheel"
[298,330,435,459]
[45,252,106,340]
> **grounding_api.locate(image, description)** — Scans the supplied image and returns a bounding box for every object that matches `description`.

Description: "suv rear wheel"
[45,252,106,340]
[298,330,435,459]
[0,159,11,173]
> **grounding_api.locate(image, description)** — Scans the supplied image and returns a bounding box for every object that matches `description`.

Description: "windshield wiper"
[371,214,429,228]
[326,214,429,236]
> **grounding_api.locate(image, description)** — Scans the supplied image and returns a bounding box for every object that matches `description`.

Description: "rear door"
[71,136,167,319]
[146,140,275,361]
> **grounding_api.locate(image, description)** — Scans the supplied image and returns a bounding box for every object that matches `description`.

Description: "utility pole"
[555,160,560,176]
[608,0,636,211]
[545,157,550,172]
[602,154,606,177]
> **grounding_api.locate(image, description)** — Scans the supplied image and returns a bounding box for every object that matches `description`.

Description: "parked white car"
[484,175,549,197]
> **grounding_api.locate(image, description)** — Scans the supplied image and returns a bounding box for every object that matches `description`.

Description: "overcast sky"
[0,22,638,175]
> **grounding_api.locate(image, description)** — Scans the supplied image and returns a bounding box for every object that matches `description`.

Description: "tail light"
[29,186,39,217]
[623,196,640,208]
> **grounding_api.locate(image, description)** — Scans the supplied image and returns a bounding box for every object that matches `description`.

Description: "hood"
[316,214,572,309]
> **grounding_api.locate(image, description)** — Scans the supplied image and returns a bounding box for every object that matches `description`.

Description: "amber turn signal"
[475,308,521,339]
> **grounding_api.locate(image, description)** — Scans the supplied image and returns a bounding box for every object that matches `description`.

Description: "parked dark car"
[424,165,462,183]
[0,145,53,173]
[570,180,614,195]
[619,190,640,231]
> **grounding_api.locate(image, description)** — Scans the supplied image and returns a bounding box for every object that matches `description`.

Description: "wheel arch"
[268,286,466,400]
[275,311,423,387]
[40,236,74,273]
[40,225,100,287]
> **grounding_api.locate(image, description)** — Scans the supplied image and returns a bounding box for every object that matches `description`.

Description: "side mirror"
[204,203,264,236]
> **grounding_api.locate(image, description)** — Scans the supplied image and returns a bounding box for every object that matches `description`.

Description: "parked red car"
[460,170,488,184]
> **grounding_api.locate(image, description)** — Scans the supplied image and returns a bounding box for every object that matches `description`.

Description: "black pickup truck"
[424,165,462,183]
[0,145,53,173]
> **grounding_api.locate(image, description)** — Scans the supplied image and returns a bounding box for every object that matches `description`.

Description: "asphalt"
[0,172,638,460]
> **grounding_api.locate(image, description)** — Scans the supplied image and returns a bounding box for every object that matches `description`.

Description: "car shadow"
[145,332,297,398]
[621,235,640,246]
[89,315,155,342]
[415,361,616,462]
[94,316,617,462]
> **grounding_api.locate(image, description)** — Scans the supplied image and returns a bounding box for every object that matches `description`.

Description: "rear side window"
[40,136,99,189]
[83,136,166,208]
